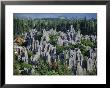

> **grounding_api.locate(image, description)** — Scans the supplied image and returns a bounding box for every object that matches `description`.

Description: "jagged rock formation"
[14,25,97,75]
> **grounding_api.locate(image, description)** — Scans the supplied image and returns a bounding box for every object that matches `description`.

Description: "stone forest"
[13,14,97,75]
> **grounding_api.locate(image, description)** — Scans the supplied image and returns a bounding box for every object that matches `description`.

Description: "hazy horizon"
[14,13,97,19]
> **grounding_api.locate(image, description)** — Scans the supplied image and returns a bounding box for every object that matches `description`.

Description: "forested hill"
[14,17,97,38]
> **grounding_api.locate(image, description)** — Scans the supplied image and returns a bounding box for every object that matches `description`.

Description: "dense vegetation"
[14,17,97,39]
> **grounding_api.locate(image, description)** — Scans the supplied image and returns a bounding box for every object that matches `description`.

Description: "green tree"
[49,34,58,46]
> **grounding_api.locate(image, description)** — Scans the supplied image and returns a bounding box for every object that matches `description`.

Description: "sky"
[14,13,97,19]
